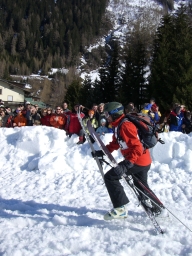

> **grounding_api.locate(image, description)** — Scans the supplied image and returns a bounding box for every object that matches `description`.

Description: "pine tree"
[92,78,105,104]
[173,5,192,109]
[79,75,94,108]
[106,39,121,102]
[97,63,109,103]
[149,6,192,111]
[17,31,26,54]
[64,78,82,109]
[95,39,121,103]
[121,37,148,109]
[148,14,176,110]
[0,34,4,52]
[11,37,17,56]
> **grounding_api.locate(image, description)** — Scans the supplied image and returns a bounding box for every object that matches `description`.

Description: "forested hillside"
[0,0,109,78]
[65,3,192,111]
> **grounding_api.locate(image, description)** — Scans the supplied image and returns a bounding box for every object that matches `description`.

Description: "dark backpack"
[117,113,165,150]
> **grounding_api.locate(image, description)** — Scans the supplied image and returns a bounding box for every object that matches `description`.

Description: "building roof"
[0,79,30,93]
[7,80,31,93]
[25,97,47,108]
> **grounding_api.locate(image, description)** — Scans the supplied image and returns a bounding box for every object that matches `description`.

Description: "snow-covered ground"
[0,126,192,255]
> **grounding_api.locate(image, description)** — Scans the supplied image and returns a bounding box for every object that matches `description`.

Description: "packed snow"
[0,126,192,255]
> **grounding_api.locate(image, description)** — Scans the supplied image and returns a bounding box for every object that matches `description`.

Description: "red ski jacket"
[50,113,66,129]
[41,115,51,126]
[66,111,85,135]
[106,114,152,166]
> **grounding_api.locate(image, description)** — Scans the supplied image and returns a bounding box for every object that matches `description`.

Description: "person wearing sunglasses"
[13,107,27,127]
[50,106,66,129]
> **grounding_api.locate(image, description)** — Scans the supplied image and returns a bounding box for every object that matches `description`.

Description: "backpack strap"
[117,116,148,153]
[116,117,128,142]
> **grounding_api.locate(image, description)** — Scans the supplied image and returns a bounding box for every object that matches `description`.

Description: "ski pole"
[127,175,192,233]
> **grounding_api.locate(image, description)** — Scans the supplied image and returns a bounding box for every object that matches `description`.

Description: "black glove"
[91,150,104,158]
[113,160,134,176]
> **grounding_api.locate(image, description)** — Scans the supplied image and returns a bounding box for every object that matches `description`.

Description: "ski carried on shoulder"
[87,120,164,234]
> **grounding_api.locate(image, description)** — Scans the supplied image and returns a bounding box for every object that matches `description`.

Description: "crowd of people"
[125,98,192,134]
[0,100,113,144]
[0,98,192,144]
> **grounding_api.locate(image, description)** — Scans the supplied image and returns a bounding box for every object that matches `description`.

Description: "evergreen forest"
[0,0,109,77]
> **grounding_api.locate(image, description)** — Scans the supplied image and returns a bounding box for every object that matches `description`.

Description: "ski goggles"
[104,106,124,118]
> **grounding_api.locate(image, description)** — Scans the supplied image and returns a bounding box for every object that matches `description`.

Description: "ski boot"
[104,205,128,221]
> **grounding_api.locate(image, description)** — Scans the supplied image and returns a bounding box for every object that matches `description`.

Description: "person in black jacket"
[183,111,192,134]
[27,105,41,126]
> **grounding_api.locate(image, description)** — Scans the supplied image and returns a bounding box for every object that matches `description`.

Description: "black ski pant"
[104,164,152,208]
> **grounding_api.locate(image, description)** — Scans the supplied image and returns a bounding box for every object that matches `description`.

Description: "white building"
[0,79,30,107]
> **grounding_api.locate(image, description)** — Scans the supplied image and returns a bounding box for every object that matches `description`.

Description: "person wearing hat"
[141,102,161,125]
[80,109,99,143]
[82,109,98,133]
[141,98,156,115]
[149,103,161,125]
[96,118,109,136]
[22,102,31,120]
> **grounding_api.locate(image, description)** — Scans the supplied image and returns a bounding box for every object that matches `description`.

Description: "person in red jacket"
[13,107,27,127]
[40,108,51,126]
[65,104,85,144]
[50,106,66,129]
[94,102,164,220]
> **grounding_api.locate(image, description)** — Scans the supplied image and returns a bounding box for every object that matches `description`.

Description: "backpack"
[117,113,165,150]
